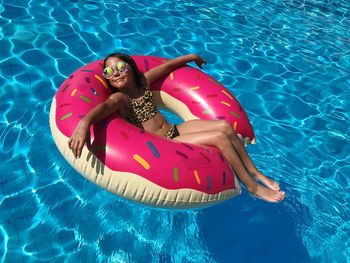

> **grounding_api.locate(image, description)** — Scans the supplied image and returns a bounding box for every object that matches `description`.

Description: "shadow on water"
[198,192,311,263]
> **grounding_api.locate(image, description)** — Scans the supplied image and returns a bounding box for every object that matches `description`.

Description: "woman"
[68,53,285,202]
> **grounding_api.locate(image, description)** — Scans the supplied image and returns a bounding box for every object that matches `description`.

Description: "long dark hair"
[103,53,146,92]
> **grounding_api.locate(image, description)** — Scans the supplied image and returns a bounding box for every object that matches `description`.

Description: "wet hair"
[103,53,146,92]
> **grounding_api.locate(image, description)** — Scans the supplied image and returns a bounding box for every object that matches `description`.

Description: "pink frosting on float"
[54,56,255,195]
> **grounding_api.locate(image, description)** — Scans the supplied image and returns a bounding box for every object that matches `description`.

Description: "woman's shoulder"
[108,92,130,103]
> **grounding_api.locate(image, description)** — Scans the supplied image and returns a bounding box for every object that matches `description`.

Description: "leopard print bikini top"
[125,88,159,125]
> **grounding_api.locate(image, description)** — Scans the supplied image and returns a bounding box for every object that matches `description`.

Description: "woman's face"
[104,57,135,91]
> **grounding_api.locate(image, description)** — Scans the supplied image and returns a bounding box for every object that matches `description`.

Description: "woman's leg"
[173,130,285,202]
[177,120,280,190]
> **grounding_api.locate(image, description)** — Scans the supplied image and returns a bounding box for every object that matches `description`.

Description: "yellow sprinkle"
[133,154,150,170]
[71,89,77,96]
[194,170,201,184]
[221,90,234,100]
[94,75,108,89]
[169,72,174,80]
[220,101,231,107]
[233,121,238,131]
[190,86,200,90]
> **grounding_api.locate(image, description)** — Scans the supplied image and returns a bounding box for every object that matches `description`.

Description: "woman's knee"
[217,120,234,136]
[213,131,231,151]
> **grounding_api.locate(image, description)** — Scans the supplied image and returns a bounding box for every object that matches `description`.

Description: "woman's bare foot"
[248,183,285,203]
[251,172,280,191]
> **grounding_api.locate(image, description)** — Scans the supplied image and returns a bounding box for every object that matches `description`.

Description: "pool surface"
[0,0,349,262]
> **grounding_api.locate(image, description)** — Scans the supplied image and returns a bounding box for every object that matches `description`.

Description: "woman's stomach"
[142,112,172,137]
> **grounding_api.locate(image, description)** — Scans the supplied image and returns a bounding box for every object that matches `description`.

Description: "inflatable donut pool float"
[49,55,255,209]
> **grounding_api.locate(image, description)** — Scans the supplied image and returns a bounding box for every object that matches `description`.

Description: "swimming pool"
[0,0,349,262]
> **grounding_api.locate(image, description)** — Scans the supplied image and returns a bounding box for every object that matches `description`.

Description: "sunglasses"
[103,62,129,79]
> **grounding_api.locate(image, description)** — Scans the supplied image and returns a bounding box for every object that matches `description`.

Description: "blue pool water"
[0,0,349,262]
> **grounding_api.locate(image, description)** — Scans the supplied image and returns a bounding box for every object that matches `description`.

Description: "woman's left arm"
[144,54,207,84]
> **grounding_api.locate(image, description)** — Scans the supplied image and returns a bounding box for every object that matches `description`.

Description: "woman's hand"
[192,54,207,69]
[68,120,90,159]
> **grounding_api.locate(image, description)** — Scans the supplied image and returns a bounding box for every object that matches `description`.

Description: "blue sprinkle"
[147,141,160,158]
[207,176,212,190]
[91,88,98,96]
[82,69,94,72]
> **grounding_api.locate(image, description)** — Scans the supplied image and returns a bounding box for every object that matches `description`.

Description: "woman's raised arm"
[144,54,207,84]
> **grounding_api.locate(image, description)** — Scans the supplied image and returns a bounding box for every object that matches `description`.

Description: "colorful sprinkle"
[194,170,201,184]
[61,84,69,93]
[202,109,213,115]
[94,75,108,89]
[175,151,188,159]
[216,116,226,120]
[79,95,91,103]
[133,154,150,170]
[120,131,129,140]
[207,176,212,190]
[80,95,91,103]
[220,101,231,107]
[182,144,194,151]
[147,141,160,158]
[151,58,161,63]
[221,90,234,100]
[85,77,91,83]
[173,166,179,182]
[59,103,71,108]
[60,113,72,121]
[71,89,77,96]
[230,111,240,118]
[169,72,174,80]
[207,94,218,98]
[144,58,149,71]
[91,88,98,96]
[190,86,200,90]
[199,152,210,162]
[208,78,220,86]
[82,69,94,72]
[233,121,238,131]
